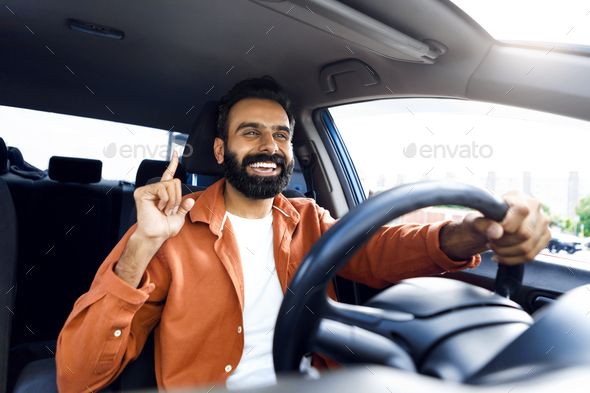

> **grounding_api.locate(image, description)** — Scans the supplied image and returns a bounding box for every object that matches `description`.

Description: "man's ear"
[213,138,225,164]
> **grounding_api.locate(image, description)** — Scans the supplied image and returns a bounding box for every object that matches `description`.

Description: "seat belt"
[303,162,317,201]
[300,159,346,303]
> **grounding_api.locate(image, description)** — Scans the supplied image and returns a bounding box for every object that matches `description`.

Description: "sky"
[330,98,590,185]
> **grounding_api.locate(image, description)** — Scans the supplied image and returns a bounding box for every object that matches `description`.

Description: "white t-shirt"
[224,210,284,391]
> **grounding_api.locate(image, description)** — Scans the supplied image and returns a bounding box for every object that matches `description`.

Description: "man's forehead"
[228,98,290,128]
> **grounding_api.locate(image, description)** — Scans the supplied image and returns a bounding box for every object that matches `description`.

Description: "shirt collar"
[189,178,300,235]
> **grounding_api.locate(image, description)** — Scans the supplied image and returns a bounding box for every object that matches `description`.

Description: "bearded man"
[56,77,550,392]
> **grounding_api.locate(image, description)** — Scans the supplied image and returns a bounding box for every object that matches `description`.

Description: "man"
[56,77,550,392]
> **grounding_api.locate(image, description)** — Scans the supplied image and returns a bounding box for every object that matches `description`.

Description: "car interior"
[2,0,590,392]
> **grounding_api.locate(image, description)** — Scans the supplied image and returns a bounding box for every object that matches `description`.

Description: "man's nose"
[258,132,278,154]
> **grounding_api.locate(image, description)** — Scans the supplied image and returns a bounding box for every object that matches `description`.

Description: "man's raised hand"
[115,151,195,287]
[133,151,196,243]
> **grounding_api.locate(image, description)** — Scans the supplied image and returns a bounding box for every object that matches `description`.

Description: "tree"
[562,217,575,234]
[541,203,552,220]
[542,203,571,232]
[575,194,590,238]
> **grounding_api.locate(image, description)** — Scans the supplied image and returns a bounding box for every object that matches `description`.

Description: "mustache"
[241,153,287,168]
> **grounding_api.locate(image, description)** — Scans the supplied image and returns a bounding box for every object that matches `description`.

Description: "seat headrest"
[48,156,102,183]
[135,159,188,187]
[182,101,224,176]
[0,138,8,174]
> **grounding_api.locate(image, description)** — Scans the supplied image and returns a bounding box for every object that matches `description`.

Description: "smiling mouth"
[248,161,280,175]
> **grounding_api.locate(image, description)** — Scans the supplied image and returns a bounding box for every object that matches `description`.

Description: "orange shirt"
[56,179,480,392]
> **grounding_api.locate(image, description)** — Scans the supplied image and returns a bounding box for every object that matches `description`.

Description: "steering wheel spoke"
[325,298,414,328]
[313,318,417,372]
[312,300,417,371]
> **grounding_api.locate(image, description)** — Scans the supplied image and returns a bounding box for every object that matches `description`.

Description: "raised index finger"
[162,150,178,181]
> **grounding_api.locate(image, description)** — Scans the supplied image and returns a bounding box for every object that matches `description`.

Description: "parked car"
[547,230,583,254]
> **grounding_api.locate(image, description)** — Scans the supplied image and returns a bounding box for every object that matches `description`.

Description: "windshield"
[330,98,590,265]
[450,0,590,47]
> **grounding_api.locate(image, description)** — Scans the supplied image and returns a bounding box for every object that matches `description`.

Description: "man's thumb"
[464,212,503,240]
[176,198,195,216]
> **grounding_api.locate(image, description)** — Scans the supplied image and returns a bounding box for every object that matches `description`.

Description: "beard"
[223,147,295,200]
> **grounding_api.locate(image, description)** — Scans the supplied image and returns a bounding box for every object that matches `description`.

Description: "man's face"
[214,98,295,199]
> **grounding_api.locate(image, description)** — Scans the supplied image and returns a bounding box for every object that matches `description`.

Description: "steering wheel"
[273,181,525,374]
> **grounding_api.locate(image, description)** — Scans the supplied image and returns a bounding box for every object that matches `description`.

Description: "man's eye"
[274,133,288,139]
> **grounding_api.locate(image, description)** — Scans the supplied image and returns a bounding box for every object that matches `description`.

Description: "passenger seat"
[8,156,125,392]
[0,177,18,393]
[10,156,117,346]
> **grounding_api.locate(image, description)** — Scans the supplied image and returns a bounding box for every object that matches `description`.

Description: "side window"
[0,105,187,182]
[330,98,590,264]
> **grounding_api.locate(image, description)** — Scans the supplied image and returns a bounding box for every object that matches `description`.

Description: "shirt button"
[225,365,232,373]
[237,326,242,333]
[114,329,121,337]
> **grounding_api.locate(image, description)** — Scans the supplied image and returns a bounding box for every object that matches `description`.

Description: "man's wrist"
[114,232,164,288]
[439,221,487,261]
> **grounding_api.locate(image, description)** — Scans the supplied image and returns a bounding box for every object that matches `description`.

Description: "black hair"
[217,76,295,143]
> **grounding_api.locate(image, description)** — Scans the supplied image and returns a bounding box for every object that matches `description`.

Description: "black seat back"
[11,157,121,346]
[183,101,223,178]
[0,177,18,393]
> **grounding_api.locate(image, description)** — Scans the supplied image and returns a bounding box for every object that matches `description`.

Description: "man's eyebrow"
[235,122,291,134]
[235,122,263,133]
[274,125,291,134]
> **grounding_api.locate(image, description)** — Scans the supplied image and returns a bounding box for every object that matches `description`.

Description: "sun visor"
[250,0,447,64]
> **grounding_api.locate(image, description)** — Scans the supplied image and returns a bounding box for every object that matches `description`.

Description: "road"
[540,248,590,265]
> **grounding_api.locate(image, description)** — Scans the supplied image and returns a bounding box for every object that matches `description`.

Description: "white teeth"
[249,162,277,169]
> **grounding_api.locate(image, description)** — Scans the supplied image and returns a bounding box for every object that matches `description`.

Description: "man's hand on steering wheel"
[441,191,551,265]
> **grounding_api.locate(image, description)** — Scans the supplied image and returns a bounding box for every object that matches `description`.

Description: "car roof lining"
[1,0,589,133]
[0,0,490,131]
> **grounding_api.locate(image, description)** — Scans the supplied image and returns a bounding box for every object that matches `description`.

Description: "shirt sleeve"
[56,224,170,392]
[316,205,480,289]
